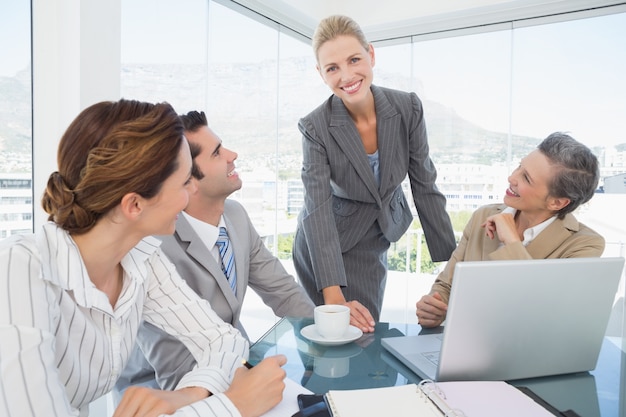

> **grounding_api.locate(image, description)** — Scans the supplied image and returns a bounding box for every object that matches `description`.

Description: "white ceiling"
[226,0,625,42]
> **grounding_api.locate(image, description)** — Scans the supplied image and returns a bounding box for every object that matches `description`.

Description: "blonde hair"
[312,15,369,61]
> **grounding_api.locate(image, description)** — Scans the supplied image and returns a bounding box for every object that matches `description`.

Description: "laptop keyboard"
[422,351,440,366]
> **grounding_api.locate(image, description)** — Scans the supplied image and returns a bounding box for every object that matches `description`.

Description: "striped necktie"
[215,227,237,295]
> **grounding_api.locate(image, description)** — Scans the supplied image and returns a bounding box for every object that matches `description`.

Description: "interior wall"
[31,0,121,229]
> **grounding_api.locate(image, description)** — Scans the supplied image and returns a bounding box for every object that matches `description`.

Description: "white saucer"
[297,340,362,359]
[300,324,363,346]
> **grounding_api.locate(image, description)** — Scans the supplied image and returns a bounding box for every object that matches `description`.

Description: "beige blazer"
[431,203,605,304]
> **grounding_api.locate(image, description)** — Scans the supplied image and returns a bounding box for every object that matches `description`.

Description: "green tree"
[387,210,472,273]
[275,210,473,271]
[277,232,295,260]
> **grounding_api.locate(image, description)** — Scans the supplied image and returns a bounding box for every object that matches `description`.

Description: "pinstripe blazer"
[431,204,606,304]
[118,199,314,390]
[0,222,248,416]
[294,85,456,291]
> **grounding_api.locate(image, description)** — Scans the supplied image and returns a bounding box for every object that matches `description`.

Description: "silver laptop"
[381,257,624,382]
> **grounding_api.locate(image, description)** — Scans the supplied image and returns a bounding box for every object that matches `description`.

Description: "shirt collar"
[502,206,557,246]
[37,222,160,309]
[182,211,226,249]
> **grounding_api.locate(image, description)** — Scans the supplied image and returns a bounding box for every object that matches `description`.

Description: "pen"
[242,359,254,369]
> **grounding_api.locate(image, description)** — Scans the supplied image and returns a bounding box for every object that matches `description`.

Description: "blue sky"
[0,2,30,77]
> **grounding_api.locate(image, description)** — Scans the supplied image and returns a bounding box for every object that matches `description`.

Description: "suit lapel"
[483,232,501,257]
[371,86,400,195]
[175,215,239,307]
[526,214,578,258]
[328,94,381,204]
[483,205,504,257]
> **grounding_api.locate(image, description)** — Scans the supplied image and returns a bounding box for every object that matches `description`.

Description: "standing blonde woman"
[0,99,286,417]
[293,15,456,331]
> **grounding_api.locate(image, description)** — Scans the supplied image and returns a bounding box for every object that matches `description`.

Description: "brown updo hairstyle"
[41,99,184,234]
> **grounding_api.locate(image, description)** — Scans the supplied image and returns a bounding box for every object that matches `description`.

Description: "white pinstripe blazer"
[295,85,456,290]
[0,222,248,417]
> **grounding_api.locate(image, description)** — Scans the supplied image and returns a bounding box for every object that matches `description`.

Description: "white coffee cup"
[314,304,350,340]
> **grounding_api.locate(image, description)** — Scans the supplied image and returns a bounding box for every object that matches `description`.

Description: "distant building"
[0,173,33,238]
[286,180,304,216]
[433,164,509,212]
[282,163,510,219]
[603,173,626,194]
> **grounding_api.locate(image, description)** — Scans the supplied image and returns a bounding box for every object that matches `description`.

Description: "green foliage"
[387,210,472,273]
[448,210,473,230]
[275,210,473,272]
[277,232,295,260]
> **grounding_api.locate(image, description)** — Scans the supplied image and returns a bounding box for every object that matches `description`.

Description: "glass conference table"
[248,317,625,417]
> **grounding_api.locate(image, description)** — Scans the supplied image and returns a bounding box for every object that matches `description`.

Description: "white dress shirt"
[181,211,223,263]
[0,222,249,417]
[501,206,557,246]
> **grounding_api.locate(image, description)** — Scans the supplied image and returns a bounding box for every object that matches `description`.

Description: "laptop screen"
[382,257,624,381]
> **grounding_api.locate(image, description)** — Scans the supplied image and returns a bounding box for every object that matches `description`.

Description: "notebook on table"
[381,257,625,382]
[323,380,555,417]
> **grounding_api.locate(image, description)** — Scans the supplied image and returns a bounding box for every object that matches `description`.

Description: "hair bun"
[42,172,94,232]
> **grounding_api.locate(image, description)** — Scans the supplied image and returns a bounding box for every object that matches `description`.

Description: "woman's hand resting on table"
[322,286,376,333]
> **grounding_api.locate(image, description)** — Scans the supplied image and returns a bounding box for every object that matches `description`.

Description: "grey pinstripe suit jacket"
[294,85,456,295]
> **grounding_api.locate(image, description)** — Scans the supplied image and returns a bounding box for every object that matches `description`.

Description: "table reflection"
[249,317,625,416]
[249,318,418,393]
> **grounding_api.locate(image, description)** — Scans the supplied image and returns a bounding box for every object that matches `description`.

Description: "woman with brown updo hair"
[0,99,286,417]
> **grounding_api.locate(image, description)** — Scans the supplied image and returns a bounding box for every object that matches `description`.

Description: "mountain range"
[1,61,550,173]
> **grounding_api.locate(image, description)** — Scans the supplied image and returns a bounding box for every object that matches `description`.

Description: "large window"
[0,2,32,238]
[120,2,626,332]
[121,0,330,336]
[402,13,626,258]
[121,0,209,111]
[511,15,626,260]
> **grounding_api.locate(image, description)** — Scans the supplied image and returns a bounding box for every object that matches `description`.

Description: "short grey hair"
[538,132,599,219]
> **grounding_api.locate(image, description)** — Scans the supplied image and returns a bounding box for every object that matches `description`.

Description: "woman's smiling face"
[316,35,375,105]
[140,139,195,236]
[504,149,558,217]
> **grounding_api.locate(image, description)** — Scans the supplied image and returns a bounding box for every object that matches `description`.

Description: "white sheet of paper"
[261,377,313,417]
[435,381,555,417]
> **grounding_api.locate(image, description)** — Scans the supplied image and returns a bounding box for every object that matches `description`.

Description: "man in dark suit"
[116,111,315,392]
